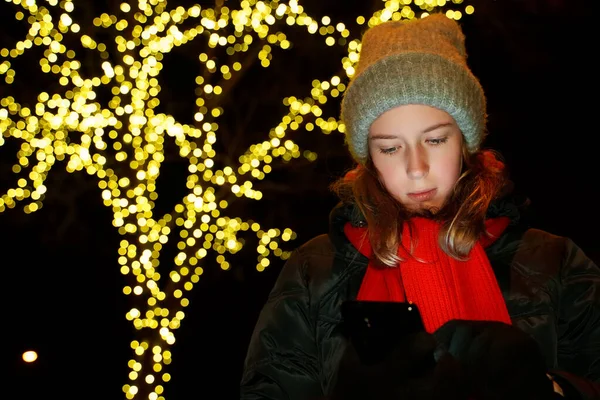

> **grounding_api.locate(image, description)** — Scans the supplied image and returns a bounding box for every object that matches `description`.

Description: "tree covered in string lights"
[0,0,473,398]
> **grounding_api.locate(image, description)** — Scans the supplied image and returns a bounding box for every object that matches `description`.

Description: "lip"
[407,188,436,202]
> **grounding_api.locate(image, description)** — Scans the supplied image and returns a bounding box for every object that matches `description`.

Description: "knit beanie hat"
[341,14,487,165]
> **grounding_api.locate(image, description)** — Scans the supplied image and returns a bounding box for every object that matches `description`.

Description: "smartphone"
[340,300,425,365]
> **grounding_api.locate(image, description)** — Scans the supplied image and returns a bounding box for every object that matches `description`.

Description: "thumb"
[434,320,481,362]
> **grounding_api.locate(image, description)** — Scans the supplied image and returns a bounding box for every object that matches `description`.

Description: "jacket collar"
[328,180,531,247]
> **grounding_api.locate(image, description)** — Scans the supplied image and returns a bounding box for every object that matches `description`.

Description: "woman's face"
[369,104,464,212]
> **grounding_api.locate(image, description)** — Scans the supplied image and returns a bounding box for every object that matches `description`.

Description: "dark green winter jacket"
[241,197,600,399]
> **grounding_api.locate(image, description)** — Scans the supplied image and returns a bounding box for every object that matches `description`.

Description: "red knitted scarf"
[344,217,512,333]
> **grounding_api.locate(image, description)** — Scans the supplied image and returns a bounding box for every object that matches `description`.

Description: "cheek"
[436,153,462,185]
[373,162,400,191]
[380,167,407,197]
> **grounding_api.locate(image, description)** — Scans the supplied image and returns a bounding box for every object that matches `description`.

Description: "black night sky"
[0,0,598,399]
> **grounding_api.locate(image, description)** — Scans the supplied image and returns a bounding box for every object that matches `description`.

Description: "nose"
[406,145,429,180]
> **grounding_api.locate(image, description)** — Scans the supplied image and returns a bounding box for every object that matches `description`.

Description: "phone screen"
[340,300,425,365]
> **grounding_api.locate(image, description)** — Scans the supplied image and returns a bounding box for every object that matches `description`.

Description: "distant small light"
[23,351,38,363]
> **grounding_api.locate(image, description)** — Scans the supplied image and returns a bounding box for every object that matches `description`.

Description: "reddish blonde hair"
[331,147,507,266]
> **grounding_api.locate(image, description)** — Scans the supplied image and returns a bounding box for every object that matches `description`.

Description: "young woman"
[240,14,600,400]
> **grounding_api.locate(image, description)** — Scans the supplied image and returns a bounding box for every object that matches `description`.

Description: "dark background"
[1,0,598,399]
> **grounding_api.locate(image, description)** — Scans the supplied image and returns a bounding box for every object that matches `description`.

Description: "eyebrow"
[370,122,454,140]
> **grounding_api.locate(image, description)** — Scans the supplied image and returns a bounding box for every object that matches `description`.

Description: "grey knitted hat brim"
[342,52,486,165]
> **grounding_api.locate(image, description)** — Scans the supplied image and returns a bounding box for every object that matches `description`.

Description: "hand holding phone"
[332,301,468,400]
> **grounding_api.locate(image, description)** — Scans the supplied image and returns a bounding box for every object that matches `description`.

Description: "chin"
[403,199,442,214]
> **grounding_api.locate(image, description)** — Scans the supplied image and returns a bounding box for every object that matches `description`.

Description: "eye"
[379,147,398,155]
[427,137,448,146]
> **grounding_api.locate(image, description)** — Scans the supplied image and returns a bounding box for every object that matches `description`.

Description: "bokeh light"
[22,350,38,363]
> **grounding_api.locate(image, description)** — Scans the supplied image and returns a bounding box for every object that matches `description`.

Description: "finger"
[433,319,463,345]
[447,323,478,361]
